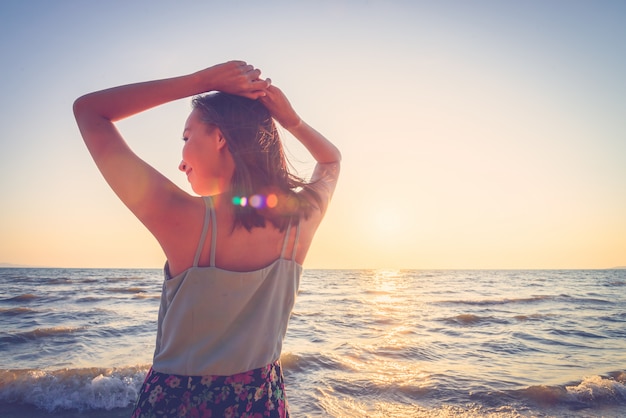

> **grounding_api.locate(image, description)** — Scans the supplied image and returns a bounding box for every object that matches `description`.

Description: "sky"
[0,0,625,270]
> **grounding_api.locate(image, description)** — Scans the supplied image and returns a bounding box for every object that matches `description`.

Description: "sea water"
[0,268,624,417]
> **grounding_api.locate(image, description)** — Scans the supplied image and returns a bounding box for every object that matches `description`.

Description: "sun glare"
[367,209,410,252]
[372,211,401,236]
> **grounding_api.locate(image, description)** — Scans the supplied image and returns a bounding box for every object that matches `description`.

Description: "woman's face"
[179,109,229,195]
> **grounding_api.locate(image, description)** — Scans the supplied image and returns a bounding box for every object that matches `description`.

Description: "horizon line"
[1,263,625,271]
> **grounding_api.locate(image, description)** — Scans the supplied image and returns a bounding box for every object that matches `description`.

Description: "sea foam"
[0,366,148,411]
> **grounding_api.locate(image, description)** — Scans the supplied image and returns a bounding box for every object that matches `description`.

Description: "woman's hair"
[192,92,320,231]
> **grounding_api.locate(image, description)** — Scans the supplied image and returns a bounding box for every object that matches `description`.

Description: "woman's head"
[190,93,317,230]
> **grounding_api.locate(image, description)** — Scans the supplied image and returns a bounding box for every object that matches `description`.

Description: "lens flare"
[266,194,278,208]
[232,193,278,209]
[250,194,263,209]
[231,196,248,207]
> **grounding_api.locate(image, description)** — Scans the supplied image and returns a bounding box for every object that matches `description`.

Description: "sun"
[373,211,401,235]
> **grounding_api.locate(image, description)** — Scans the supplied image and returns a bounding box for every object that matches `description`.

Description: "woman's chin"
[191,183,226,197]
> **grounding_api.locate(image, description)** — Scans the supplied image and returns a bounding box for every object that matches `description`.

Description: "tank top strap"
[209,198,217,267]
[193,196,216,267]
[279,218,301,261]
[279,219,293,259]
[291,221,301,261]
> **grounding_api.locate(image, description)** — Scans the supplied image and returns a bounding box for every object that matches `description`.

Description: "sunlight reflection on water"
[1,268,625,417]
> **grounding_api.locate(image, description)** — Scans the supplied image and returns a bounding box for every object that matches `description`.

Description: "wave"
[440,295,556,306]
[440,294,614,308]
[512,372,626,407]
[0,366,148,412]
[108,286,151,294]
[42,277,72,285]
[2,293,67,304]
[549,328,608,340]
[4,293,39,302]
[318,390,531,418]
[310,369,626,417]
[133,293,161,300]
[280,351,350,373]
[280,352,370,373]
[444,313,510,326]
[103,276,150,283]
[76,296,102,303]
[0,307,37,316]
[513,313,554,321]
[0,326,86,345]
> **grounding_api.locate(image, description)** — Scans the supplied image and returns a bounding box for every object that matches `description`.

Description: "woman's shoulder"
[156,194,210,267]
[302,161,340,217]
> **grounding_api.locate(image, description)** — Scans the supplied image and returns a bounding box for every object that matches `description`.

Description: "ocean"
[0,268,624,417]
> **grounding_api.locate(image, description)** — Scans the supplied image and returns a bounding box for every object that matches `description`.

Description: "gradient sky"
[1,1,624,269]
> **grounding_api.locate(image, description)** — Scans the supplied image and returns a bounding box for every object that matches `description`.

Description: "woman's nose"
[179,161,187,172]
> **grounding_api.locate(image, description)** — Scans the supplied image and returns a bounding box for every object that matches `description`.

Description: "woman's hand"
[195,61,270,99]
[259,84,302,129]
[260,83,341,165]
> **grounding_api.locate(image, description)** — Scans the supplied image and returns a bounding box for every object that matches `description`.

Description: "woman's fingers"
[258,85,301,128]
[205,61,269,98]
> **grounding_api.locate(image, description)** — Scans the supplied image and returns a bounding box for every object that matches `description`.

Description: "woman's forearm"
[287,119,342,164]
[73,61,268,122]
[73,73,201,122]
[259,85,341,165]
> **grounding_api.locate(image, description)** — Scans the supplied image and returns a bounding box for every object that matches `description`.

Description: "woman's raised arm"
[260,85,341,165]
[260,85,341,216]
[73,61,268,227]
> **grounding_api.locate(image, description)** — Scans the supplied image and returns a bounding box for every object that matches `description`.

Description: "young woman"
[73,61,340,417]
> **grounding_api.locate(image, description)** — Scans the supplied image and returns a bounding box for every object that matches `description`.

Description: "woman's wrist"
[190,68,217,95]
[285,118,303,131]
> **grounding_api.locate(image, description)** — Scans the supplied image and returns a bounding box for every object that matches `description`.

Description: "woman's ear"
[215,128,228,150]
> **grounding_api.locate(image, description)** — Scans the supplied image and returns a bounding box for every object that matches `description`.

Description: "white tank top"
[152,196,302,376]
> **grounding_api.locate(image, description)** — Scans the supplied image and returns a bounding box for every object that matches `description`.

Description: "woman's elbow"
[322,145,342,164]
[72,95,89,121]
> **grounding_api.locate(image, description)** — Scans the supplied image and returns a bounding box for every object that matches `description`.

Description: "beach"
[1,268,625,417]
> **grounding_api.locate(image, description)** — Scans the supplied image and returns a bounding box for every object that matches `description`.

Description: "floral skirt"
[131,361,289,418]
